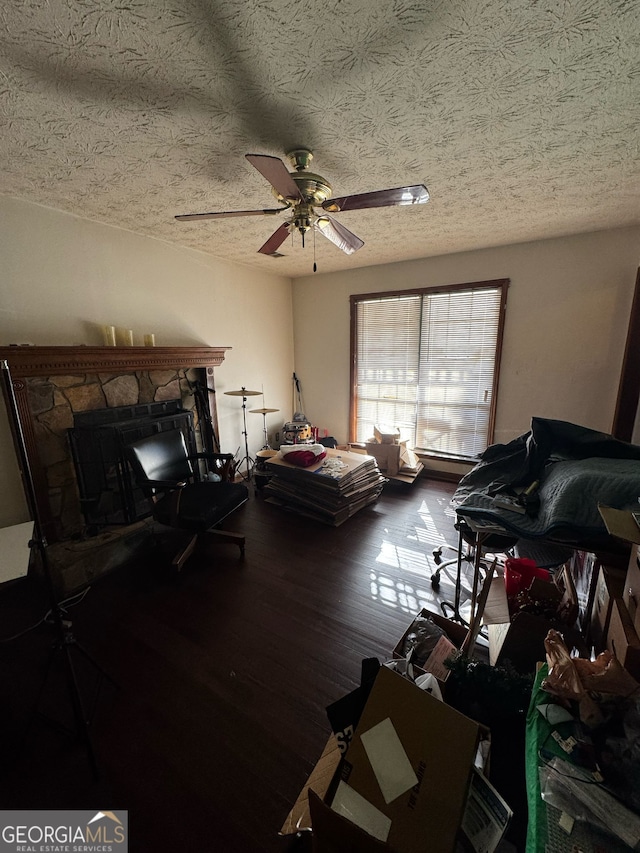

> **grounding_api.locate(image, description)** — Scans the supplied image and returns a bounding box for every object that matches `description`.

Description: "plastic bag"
[542,630,640,728]
[573,650,640,698]
[414,672,443,701]
[541,629,605,726]
[382,660,444,701]
[539,756,640,849]
[542,629,584,701]
[383,657,419,682]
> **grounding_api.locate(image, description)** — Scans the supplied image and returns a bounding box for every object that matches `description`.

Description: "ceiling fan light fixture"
[176,150,427,262]
[292,203,315,235]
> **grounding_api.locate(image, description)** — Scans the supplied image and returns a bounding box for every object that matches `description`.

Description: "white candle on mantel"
[116,328,134,346]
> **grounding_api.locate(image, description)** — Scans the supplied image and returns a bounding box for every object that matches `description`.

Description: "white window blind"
[352,282,506,459]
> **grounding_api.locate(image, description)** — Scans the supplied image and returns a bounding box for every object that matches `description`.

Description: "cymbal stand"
[259,412,270,449]
[237,389,254,481]
[248,402,280,451]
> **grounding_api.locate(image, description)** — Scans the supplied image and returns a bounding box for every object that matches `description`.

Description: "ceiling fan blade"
[316,216,364,255]
[258,223,291,255]
[246,154,304,202]
[323,184,430,213]
[175,208,284,222]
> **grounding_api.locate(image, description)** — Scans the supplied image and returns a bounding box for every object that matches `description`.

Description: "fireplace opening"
[69,400,196,533]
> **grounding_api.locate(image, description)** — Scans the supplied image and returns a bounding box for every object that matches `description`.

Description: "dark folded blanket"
[457,457,640,544]
[452,418,640,546]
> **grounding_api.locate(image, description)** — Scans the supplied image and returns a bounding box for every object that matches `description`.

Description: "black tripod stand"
[1,360,110,779]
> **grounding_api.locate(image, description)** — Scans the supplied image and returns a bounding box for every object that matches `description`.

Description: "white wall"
[292,227,640,454]
[2,194,638,531]
[0,195,294,528]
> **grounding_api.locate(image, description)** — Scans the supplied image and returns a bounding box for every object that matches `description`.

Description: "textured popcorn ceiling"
[1,0,639,277]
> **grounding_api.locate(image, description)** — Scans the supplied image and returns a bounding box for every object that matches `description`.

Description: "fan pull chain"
[313,226,317,272]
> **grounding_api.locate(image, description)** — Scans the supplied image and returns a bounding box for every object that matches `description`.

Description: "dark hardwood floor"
[0,477,522,852]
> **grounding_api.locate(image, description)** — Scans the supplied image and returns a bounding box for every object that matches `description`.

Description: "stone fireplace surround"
[0,346,229,592]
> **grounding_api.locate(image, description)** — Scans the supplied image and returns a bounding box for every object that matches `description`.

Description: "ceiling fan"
[175,149,429,261]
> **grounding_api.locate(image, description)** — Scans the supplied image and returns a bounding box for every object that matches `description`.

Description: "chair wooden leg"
[208,529,245,556]
[172,533,199,571]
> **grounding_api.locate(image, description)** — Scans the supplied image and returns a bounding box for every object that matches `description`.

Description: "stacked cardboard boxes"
[600,542,640,682]
[363,425,424,483]
[595,506,640,681]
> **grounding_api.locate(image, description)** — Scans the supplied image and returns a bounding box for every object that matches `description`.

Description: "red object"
[283,449,326,468]
[504,557,551,600]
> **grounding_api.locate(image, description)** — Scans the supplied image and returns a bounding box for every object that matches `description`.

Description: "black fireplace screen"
[69,400,196,530]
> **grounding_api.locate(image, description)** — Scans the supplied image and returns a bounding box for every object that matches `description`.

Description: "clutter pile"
[482,537,640,851]
[264,447,386,526]
[486,556,587,676]
[526,630,640,852]
[281,597,517,853]
[281,535,640,852]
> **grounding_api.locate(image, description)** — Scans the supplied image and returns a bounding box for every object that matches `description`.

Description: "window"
[350,280,508,460]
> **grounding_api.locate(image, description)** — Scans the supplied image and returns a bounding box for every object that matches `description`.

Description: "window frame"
[349,279,509,460]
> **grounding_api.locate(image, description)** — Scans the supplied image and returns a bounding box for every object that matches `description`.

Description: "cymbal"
[250,407,280,414]
[224,389,262,396]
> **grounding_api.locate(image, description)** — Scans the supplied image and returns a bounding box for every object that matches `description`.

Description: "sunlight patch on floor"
[369,570,438,613]
[366,489,482,618]
[369,568,479,628]
[369,540,478,621]
[416,499,453,546]
[375,540,431,575]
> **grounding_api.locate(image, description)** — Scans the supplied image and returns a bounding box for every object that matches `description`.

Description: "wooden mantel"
[0,345,231,542]
[0,345,230,377]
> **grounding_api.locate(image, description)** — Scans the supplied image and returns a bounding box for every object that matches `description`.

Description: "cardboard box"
[553,563,580,626]
[606,598,640,681]
[598,505,640,546]
[365,442,402,475]
[590,564,626,652]
[482,574,511,626]
[311,666,480,853]
[336,443,368,455]
[365,441,421,478]
[483,575,546,673]
[393,608,468,684]
[489,611,551,674]
[397,444,421,472]
[298,745,511,853]
[488,607,587,674]
[373,424,401,444]
[624,544,640,634]
[280,735,341,836]
[485,569,585,671]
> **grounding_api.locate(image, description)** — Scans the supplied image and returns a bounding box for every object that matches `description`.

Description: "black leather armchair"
[126,429,248,571]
